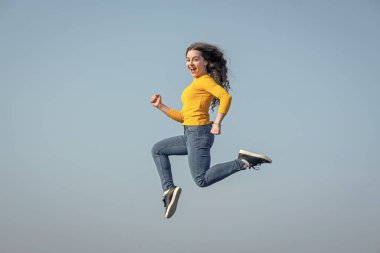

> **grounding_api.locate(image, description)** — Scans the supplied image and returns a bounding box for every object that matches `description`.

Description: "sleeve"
[167,108,184,123]
[200,78,232,114]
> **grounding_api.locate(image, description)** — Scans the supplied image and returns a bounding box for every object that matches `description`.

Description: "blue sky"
[0,0,379,252]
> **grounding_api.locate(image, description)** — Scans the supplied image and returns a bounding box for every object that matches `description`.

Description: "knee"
[151,142,160,156]
[194,177,208,188]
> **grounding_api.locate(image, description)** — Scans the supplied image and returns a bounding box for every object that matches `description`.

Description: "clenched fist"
[150,94,162,108]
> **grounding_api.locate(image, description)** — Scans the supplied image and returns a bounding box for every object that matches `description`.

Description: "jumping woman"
[150,42,272,218]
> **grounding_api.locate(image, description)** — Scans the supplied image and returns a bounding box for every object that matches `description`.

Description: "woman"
[150,42,272,218]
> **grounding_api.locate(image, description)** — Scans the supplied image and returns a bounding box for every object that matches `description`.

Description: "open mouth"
[189,67,196,74]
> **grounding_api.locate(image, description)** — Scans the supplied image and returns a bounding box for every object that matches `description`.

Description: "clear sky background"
[1,0,379,252]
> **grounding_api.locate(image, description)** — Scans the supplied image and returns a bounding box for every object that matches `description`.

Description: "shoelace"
[162,197,167,207]
[249,163,262,170]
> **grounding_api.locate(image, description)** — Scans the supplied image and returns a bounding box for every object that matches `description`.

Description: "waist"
[181,111,211,126]
[184,123,213,131]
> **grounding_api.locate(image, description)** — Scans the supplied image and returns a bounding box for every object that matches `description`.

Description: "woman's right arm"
[150,94,184,123]
[150,94,169,114]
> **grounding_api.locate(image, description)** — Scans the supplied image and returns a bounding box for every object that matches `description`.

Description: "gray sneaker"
[238,149,272,170]
[162,186,182,218]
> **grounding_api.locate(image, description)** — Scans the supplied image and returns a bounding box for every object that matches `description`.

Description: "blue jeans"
[151,124,245,191]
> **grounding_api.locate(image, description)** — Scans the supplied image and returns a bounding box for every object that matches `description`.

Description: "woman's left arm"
[201,79,232,135]
[211,112,225,135]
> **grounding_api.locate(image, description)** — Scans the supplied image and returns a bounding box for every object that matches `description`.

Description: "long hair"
[186,42,230,111]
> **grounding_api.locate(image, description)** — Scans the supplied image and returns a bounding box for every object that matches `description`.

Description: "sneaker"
[162,186,182,218]
[238,149,272,170]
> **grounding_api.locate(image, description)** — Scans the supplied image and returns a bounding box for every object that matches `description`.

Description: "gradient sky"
[1,0,379,252]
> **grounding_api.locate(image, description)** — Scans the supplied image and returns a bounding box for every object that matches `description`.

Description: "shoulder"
[194,75,218,88]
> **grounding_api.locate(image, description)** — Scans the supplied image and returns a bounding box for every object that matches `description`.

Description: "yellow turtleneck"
[167,75,232,125]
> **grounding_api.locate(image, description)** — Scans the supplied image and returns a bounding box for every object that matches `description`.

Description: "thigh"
[152,135,188,156]
[186,125,214,174]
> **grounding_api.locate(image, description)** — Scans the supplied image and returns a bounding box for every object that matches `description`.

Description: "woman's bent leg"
[151,135,187,191]
[186,125,245,187]
[203,160,244,186]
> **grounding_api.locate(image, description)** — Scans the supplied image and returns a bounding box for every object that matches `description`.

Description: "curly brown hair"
[186,42,230,111]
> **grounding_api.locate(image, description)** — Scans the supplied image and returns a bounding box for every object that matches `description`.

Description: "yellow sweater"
[167,75,232,125]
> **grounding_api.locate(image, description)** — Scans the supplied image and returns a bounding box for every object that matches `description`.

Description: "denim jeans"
[151,124,245,191]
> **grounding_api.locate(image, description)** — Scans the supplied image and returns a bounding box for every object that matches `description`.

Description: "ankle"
[241,159,249,169]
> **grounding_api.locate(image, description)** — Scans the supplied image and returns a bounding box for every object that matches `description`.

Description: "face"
[186,49,208,78]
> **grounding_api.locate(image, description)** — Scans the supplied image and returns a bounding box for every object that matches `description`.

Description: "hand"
[150,94,162,108]
[210,124,221,135]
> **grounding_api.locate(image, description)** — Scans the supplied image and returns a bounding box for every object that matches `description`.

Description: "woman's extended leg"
[151,135,187,191]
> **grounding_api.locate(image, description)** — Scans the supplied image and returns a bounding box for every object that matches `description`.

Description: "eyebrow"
[186,56,200,60]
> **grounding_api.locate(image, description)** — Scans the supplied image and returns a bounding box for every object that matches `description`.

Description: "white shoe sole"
[165,187,182,218]
[239,149,272,163]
